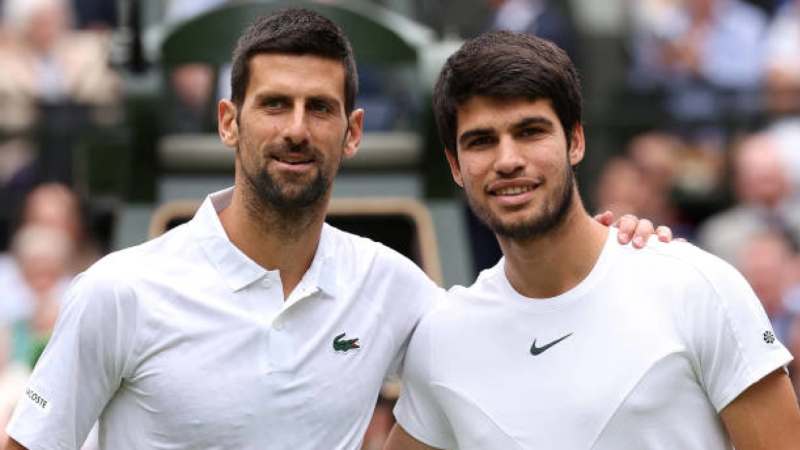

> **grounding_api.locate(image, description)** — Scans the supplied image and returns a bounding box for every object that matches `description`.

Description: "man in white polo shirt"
[4,9,662,450]
[387,31,800,449]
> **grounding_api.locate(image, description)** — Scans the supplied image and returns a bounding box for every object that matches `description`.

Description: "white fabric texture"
[395,229,791,449]
[7,187,440,450]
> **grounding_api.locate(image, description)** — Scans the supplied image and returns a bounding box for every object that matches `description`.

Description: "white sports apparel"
[7,187,441,450]
[395,228,792,450]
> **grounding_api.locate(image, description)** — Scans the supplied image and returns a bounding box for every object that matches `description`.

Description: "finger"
[656,225,673,242]
[593,210,614,227]
[632,218,655,248]
[616,214,638,244]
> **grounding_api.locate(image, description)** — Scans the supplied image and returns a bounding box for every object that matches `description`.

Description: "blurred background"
[1,0,800,448]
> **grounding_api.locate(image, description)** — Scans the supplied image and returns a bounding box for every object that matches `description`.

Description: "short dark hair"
[433,31,582,155]
[230,8,358,115]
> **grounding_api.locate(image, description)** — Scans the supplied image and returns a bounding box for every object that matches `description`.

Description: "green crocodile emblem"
[333,333,360,352]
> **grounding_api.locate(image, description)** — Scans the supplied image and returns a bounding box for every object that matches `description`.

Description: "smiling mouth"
[492,186,536,196]
[273,156,314,165]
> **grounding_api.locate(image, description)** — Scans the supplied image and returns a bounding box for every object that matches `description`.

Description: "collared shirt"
[7,187,441,450]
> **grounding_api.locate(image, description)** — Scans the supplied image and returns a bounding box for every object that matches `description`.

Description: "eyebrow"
[458,127,495,147]
[252,92,342,109]
[511,116,555,132]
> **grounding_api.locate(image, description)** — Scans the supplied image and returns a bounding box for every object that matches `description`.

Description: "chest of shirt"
[114,279,398,442]
[431,286,703,448]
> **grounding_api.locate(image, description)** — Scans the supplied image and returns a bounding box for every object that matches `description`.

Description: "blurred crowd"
[1,0,800,448]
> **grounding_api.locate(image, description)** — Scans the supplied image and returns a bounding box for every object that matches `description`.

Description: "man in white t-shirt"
[386,31,800,450]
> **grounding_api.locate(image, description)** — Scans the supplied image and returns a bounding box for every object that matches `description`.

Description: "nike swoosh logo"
[530,333,573,356]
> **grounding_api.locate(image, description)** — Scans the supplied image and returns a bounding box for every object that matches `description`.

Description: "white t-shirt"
[7,188,441,450]
[395,229,792,450]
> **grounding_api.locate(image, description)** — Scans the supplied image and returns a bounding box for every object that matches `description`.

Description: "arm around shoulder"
[720,369,800,449]
[384,424,441,450]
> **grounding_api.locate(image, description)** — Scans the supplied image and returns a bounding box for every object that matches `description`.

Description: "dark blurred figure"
[71,0,117,30]
[697,132,800,263]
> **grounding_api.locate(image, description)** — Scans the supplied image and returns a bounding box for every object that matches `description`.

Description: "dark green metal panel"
[160,0,432,67]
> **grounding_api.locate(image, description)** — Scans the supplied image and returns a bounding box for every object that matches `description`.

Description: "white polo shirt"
[395,229,792,450]
[7,187,441,450]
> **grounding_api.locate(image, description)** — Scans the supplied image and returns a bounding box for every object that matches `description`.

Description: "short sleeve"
[686,252,793,412]
[6,267,139,449]
[378,248,441,380]
[393,312,455,449]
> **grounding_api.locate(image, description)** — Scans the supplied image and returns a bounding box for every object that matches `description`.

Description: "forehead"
[245,53,346,103]
[456,96,562,134]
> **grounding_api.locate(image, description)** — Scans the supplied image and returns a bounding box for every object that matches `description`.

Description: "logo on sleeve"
[763,330,776,344]
[333,332,360,352]
[25,387,51,413]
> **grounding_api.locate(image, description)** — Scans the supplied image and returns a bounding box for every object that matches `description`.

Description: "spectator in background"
[18,183,98,273]
[163,0,229,131]
[486,0,576,59]
[0,183,97,325]
[628,0,767,124]
[0,0,120,131]
[594,156,649,219]
[697,132,800,263]
[0,0,120,193]
[7,224,71,369]
[736,230,798,344]
[764,0,800,116]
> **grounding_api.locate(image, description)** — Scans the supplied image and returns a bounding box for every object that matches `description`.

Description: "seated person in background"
[697,132,800,264]
[8,224,72,368]
[0,0,120,131]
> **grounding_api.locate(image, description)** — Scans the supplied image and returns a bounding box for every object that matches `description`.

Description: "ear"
[218,99,239,149]
[568,123,586,166]
[444,148,464,188]
[342,108,364,159]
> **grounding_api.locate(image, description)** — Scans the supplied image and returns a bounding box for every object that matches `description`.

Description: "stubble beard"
[468,159,576,241]
[239,141,335,227]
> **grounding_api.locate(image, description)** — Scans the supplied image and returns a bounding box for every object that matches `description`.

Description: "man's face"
[446,97,584,240]
[219,54,362,212]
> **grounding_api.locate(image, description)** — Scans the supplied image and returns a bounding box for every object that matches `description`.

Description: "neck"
[499,198,609,299]
[220,186,328,299]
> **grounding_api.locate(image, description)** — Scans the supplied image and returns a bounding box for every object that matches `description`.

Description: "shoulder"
[324,224,437,288]
[624,239,755,306]
[66,225,194,306]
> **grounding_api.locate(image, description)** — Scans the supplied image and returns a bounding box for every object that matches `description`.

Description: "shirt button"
[273,319,284,330]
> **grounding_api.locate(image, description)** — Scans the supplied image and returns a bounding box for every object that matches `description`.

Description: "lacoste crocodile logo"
[530,333,573,356]
[333,333,360,352]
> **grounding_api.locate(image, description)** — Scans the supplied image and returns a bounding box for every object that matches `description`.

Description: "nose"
[283,102,310,148]
[494,136,525,176]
